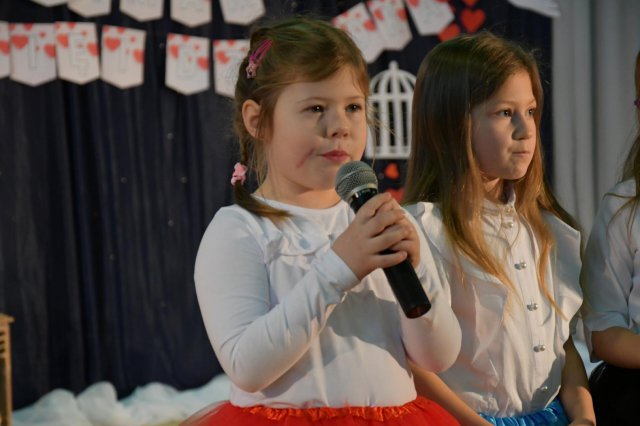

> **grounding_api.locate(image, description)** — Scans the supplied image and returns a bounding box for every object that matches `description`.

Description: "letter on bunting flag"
[213,39,249,98]
[101,26,146,89]
[171,0,212,27]
[10,23,57,86]
[0,22,9,79]
[120,0,163,22]
[403,0,454,35]
[219,0,265,25]
[68,0,112,18]
[165,33,210,95]
[55,22,100,84]
[332,3,384,64]
[367,0,412,50]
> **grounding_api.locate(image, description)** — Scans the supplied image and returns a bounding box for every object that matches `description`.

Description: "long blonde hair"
[403,32,579,310]
[232,17,370,221]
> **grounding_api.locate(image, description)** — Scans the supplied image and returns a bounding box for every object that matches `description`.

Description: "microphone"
[335,161,431,318]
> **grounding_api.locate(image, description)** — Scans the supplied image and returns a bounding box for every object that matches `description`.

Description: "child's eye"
[347,103,363,112]
[308,105,324,113]
[497,109,512,117]
[528,108,536,116]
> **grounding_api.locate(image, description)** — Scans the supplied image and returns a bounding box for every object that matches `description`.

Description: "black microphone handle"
[347,189,432,318]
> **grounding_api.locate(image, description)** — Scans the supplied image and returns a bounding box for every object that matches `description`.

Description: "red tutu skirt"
[180,397,459,426]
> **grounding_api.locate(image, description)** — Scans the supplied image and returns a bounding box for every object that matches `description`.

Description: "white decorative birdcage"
[366,61,416,159]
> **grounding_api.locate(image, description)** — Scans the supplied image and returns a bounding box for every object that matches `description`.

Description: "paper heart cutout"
[169,44,179,59]
[407,0,419,7]
[11,35,28,50]
[0,41,9,55]
[215,51,229,64]
[181,35,190,42]
[374,9,384,21]
[462,0,478,6]
[56,33,69,48]
[68,22,76,29]
[133,49,144,63]
[460,8,485,33]
[87,42,98,56]
[197,56,209,70]
[24,23,33,31]
[104,37,121,51]
[44,43,56,58]
[117,27,125,34]
[438,22,460,41]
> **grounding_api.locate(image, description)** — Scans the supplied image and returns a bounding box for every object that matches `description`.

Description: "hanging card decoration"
[0,22,9,79]
[404,0,454,35]
[219,0,265,25]
[213,39,249,98]
[332,3,384,64]
[171,0,212,27]
[366,0,412,50]
[120,0,163,22]
[507,0,560,18]
[101,26,146,88]
[9,23,57,86]
[30,0,67,6]
[55,22,100,84]
[165,33,209,95]
[68,0,111,17]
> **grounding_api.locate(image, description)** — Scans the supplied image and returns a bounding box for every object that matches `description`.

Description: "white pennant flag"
[171,0,212,27]
[120,0,163,22]
[30,0,67,6]
[404,0,454,35]
[10,23,57,86]
[332,3,384,64]
[367,0,412,50]
[0,22,9,79]
[101,25,146,89]
[166,33,210,95]
[219,0,265,25]
[68,0,112,18]
[55,22,100,84]
[213,39,249,98]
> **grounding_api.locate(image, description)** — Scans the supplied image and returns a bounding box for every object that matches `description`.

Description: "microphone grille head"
[335,161,378,202]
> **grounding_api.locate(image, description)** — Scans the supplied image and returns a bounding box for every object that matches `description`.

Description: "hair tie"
[246,39,273,79]
[230,162,248,186]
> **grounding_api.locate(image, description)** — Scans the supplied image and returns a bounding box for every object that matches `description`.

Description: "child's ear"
[242,99,261,139]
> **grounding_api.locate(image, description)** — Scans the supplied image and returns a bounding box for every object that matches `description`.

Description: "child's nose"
[328,110,349,138]
[514,115,534,139]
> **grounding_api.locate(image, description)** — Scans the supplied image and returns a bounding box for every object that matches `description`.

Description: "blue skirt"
[479,399,569,426]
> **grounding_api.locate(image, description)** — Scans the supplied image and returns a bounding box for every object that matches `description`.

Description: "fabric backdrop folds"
[0,0,551,409]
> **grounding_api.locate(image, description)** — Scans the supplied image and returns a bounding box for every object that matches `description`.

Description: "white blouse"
[582,179,640,359]
[406,201,582,417]
[194,199,461,408]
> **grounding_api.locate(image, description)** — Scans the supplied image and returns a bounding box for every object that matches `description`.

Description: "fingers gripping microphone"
[335,161,431,318]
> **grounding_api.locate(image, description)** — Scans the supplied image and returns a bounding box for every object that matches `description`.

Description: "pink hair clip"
[230,162,248,185]
[246,39,273,79]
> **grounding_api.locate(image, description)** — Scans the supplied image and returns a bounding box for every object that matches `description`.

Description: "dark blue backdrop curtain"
[0,0,552,409]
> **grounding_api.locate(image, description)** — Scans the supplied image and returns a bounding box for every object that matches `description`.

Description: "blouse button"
[515,261,527,270]
[540,385,549,392]
[527,302,539,311]
[503,221,515,229]
[534,344,547,352]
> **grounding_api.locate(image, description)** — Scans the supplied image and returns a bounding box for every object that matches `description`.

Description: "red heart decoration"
[397,8,407,21]
[462,0,478,6]
[215,51,229,64]
[11,35,28,50]
[87,42,98,56]
[438,22,460,41]
[169,44,179,59]
[228,40,235,46]
[56,33,69,48]
[181,35,190,43]
[103,26,110,33]
[39,31,46,38]
[385,162,400,180]
[0,41,10,55]
[24,23,33,31]
[374,9,384,21]
[68,22,76,29]
[133,49,144,63]
[130,35,136,43]
[460,8,485,33]
[197,56,209,70]
[363,20,376,31]
[407,0,419,6]
[117,27,125,34]
[104,37,121,51]
[44,43,56,58]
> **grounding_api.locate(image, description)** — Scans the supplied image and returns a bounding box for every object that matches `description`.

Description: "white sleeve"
[194,209,359,393]
[582,194,635,352]
[399,211,462,372]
